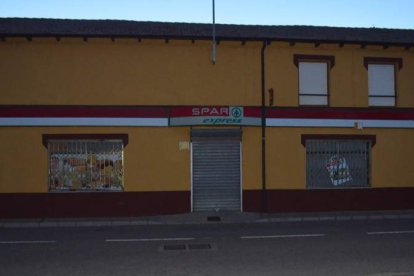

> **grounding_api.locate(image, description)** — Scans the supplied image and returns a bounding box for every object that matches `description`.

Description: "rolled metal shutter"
[192,129,241,212]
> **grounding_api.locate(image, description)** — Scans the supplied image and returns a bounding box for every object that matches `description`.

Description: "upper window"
[43,134,128,192]
[364,57,403,107]
[294,54,335,106]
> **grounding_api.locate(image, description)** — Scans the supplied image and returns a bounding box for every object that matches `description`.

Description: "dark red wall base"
[0,191,190,219]
[243,188,414,213]
[1,188,414,219]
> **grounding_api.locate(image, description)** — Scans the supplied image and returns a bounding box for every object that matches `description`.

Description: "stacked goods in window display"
[48,141,124,192]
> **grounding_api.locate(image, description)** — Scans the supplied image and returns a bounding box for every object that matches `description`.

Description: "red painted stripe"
[170,107,200,117]
[266,108,414,120]
[244,107,261,117]
[1,106,413,120]
[0,106,169,118]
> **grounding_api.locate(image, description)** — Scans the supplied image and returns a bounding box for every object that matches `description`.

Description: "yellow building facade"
[0,18,413,217]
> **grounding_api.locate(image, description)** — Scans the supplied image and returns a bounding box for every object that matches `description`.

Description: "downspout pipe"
[261,40,268,213]
[212,0,216,64]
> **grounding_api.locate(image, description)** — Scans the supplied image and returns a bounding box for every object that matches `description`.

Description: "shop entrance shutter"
[191,129,241,212]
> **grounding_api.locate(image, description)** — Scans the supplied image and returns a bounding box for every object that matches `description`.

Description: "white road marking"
[367,230,414,235]
[0,240,57,244]
[105,237,195,242]
[366,272,414,276]
[240,234,326,239]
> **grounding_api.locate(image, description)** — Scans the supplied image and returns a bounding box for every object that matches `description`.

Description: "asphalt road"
[1,219,414,276]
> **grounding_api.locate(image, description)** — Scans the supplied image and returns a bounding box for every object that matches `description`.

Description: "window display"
[48,140,124,192]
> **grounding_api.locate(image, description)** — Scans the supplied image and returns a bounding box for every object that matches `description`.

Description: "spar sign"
[170,106,261,126]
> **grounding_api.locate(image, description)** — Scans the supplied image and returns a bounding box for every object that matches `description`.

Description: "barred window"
[48,140,124,192]
[306,139,371,189]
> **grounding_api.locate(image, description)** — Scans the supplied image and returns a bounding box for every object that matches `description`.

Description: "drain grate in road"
[207,216,221,222]
[163,244,186,251]
[188,243,212,250]
[162,243,213,251]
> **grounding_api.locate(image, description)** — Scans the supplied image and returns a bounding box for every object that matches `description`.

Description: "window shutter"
[299,62,328,105]
[368,64,395,106]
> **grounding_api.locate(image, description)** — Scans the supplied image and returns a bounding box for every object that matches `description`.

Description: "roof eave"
[1,33,413,48]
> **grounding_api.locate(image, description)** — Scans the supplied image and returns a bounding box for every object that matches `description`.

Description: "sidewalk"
[1,210,414,228]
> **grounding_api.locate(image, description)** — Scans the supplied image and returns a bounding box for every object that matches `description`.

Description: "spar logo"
[231,107,242,118]
[191,106,244,125]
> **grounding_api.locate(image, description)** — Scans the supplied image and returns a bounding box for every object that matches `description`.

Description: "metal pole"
[212,0,216,64]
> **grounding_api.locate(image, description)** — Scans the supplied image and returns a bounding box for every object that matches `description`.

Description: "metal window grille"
[306,140,371,189]
[48,140,124,192]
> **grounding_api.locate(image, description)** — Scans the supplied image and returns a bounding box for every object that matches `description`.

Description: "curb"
[1,212,414,228]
